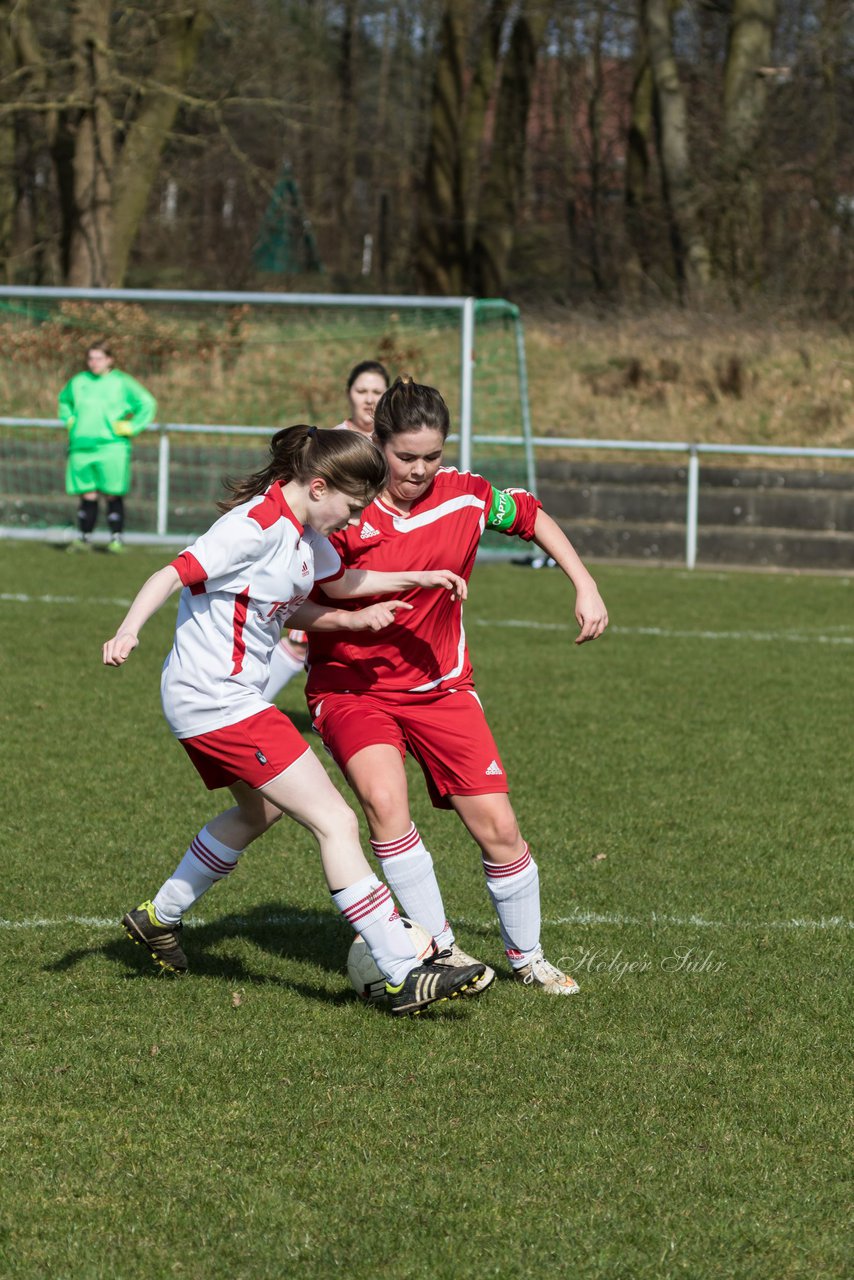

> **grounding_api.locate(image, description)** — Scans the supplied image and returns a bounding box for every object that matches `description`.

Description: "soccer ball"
[347,917,437,1002]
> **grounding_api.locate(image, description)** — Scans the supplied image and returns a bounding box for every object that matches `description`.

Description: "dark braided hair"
[372,375,451,445]
[218,424,388,513]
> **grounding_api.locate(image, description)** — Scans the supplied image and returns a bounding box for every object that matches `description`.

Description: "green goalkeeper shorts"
[66,443,132,496]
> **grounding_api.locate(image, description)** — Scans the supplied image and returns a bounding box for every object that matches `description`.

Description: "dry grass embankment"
[524,308,854,455]
[0,301,851,461]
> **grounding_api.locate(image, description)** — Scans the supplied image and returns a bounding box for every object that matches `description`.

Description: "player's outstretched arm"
[530,510,609,645]
[102,565,182,666]
[325,568,467,602]
[287,599,414,633]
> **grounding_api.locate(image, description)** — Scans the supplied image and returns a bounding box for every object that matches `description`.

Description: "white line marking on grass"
[476,619,854,644]
[0,592,131,607]
[2,911,850,932]
[6,596,852,644]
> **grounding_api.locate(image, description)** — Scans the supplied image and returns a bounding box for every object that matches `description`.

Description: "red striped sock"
[482,843,541,967]
[371,825,451,947]
[152,826,243,923]
[332,873,418,985]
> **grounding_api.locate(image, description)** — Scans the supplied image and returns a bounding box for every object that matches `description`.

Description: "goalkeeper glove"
[112,420,134,437]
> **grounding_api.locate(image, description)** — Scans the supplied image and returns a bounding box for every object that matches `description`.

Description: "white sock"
[152,826,243,924]
[263,636,305,700]
[332,873,418,986]
[371,824,453,949]
[482,844,541,969]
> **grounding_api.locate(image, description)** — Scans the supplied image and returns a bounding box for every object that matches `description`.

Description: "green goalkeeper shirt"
[58,369,157,450]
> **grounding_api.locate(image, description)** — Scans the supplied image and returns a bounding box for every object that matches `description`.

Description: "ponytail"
[218,424,387,513]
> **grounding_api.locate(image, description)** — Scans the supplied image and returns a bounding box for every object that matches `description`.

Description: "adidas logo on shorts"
[360,521,380,540]
[485,759,503,776]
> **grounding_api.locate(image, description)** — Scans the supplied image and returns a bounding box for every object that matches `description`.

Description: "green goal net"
[0,289,534,541]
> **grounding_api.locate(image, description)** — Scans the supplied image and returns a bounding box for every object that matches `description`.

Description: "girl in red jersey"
[298,378,608,995]
[102,424,484,1015]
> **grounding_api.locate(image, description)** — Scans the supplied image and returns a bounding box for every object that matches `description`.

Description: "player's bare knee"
[479,814,522,856]
[357,781,403,830]
[314,795,360,847]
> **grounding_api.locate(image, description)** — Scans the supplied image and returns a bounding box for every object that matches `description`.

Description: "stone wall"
[536,460,854,570]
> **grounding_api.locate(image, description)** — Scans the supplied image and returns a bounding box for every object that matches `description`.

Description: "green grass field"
[1,542,851,1280]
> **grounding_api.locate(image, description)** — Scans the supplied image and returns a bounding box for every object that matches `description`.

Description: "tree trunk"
[0,3,15,278]
[333,0,359,279]
[713,0,777,291]
[624,35,655,286]
[110,8,208,286]
[459,0,510,262]
[1,0,62,281]
[67,0,114,287]
[586,3,607,292]
[644,0,710,300]
[814,0,841,218]
[371,1,394,289]
[414,0,468,294]
[469,2,550,297]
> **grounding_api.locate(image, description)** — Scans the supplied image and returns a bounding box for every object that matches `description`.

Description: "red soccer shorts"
[308,686,509,809]
[180,706,310,790]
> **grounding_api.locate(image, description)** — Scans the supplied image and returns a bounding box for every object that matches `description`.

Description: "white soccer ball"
[347,917,437,1002]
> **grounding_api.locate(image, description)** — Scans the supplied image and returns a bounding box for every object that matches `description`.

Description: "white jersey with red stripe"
[161,482,342,738]
[306,467,540,698]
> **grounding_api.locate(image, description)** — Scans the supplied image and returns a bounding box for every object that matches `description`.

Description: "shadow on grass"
[44,901,355,1005]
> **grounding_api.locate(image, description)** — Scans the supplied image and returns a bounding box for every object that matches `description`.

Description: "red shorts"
[308,687,509,809]
[180,706,310,791]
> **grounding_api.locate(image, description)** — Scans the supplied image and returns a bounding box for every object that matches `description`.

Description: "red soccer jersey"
[305,467,540,697]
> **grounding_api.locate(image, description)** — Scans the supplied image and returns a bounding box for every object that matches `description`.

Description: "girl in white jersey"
[102,425,484,1016]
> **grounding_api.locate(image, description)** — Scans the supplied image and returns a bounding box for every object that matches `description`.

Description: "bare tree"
[65,0,113,285]
[414,0,468,293]
[1,1,208,285]
[712,0,778,292]
[643,0,710,299]
[111,7,209,285]
[0,2,15,277]
[469,1,551,296]
[624,26,655,287]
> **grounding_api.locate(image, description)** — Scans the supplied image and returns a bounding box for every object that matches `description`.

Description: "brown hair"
[346,360,390,391]
[218,424,388,513]
[86,340,114,362]
[372,375,451,445]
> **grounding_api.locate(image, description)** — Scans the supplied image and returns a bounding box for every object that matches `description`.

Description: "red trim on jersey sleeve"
[230,589,251,674]
[506,489,542,541]
[248,482,304,534]
[171,551,208,588]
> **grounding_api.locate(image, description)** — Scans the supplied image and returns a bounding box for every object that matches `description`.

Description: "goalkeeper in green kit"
[59,341,156,552]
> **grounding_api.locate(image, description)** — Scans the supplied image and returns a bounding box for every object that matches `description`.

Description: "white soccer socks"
[332,874,418,986]
[371,825,454,950]
[482,844,541,969]
[151,826,243,924]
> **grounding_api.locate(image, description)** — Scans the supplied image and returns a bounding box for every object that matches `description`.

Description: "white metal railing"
[2,418,853,566]
[473,435,854,569]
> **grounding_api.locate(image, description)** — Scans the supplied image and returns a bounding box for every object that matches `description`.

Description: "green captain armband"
[486,487,518,532]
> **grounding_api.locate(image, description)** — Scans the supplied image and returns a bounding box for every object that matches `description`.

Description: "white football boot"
[513,948,580,994]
